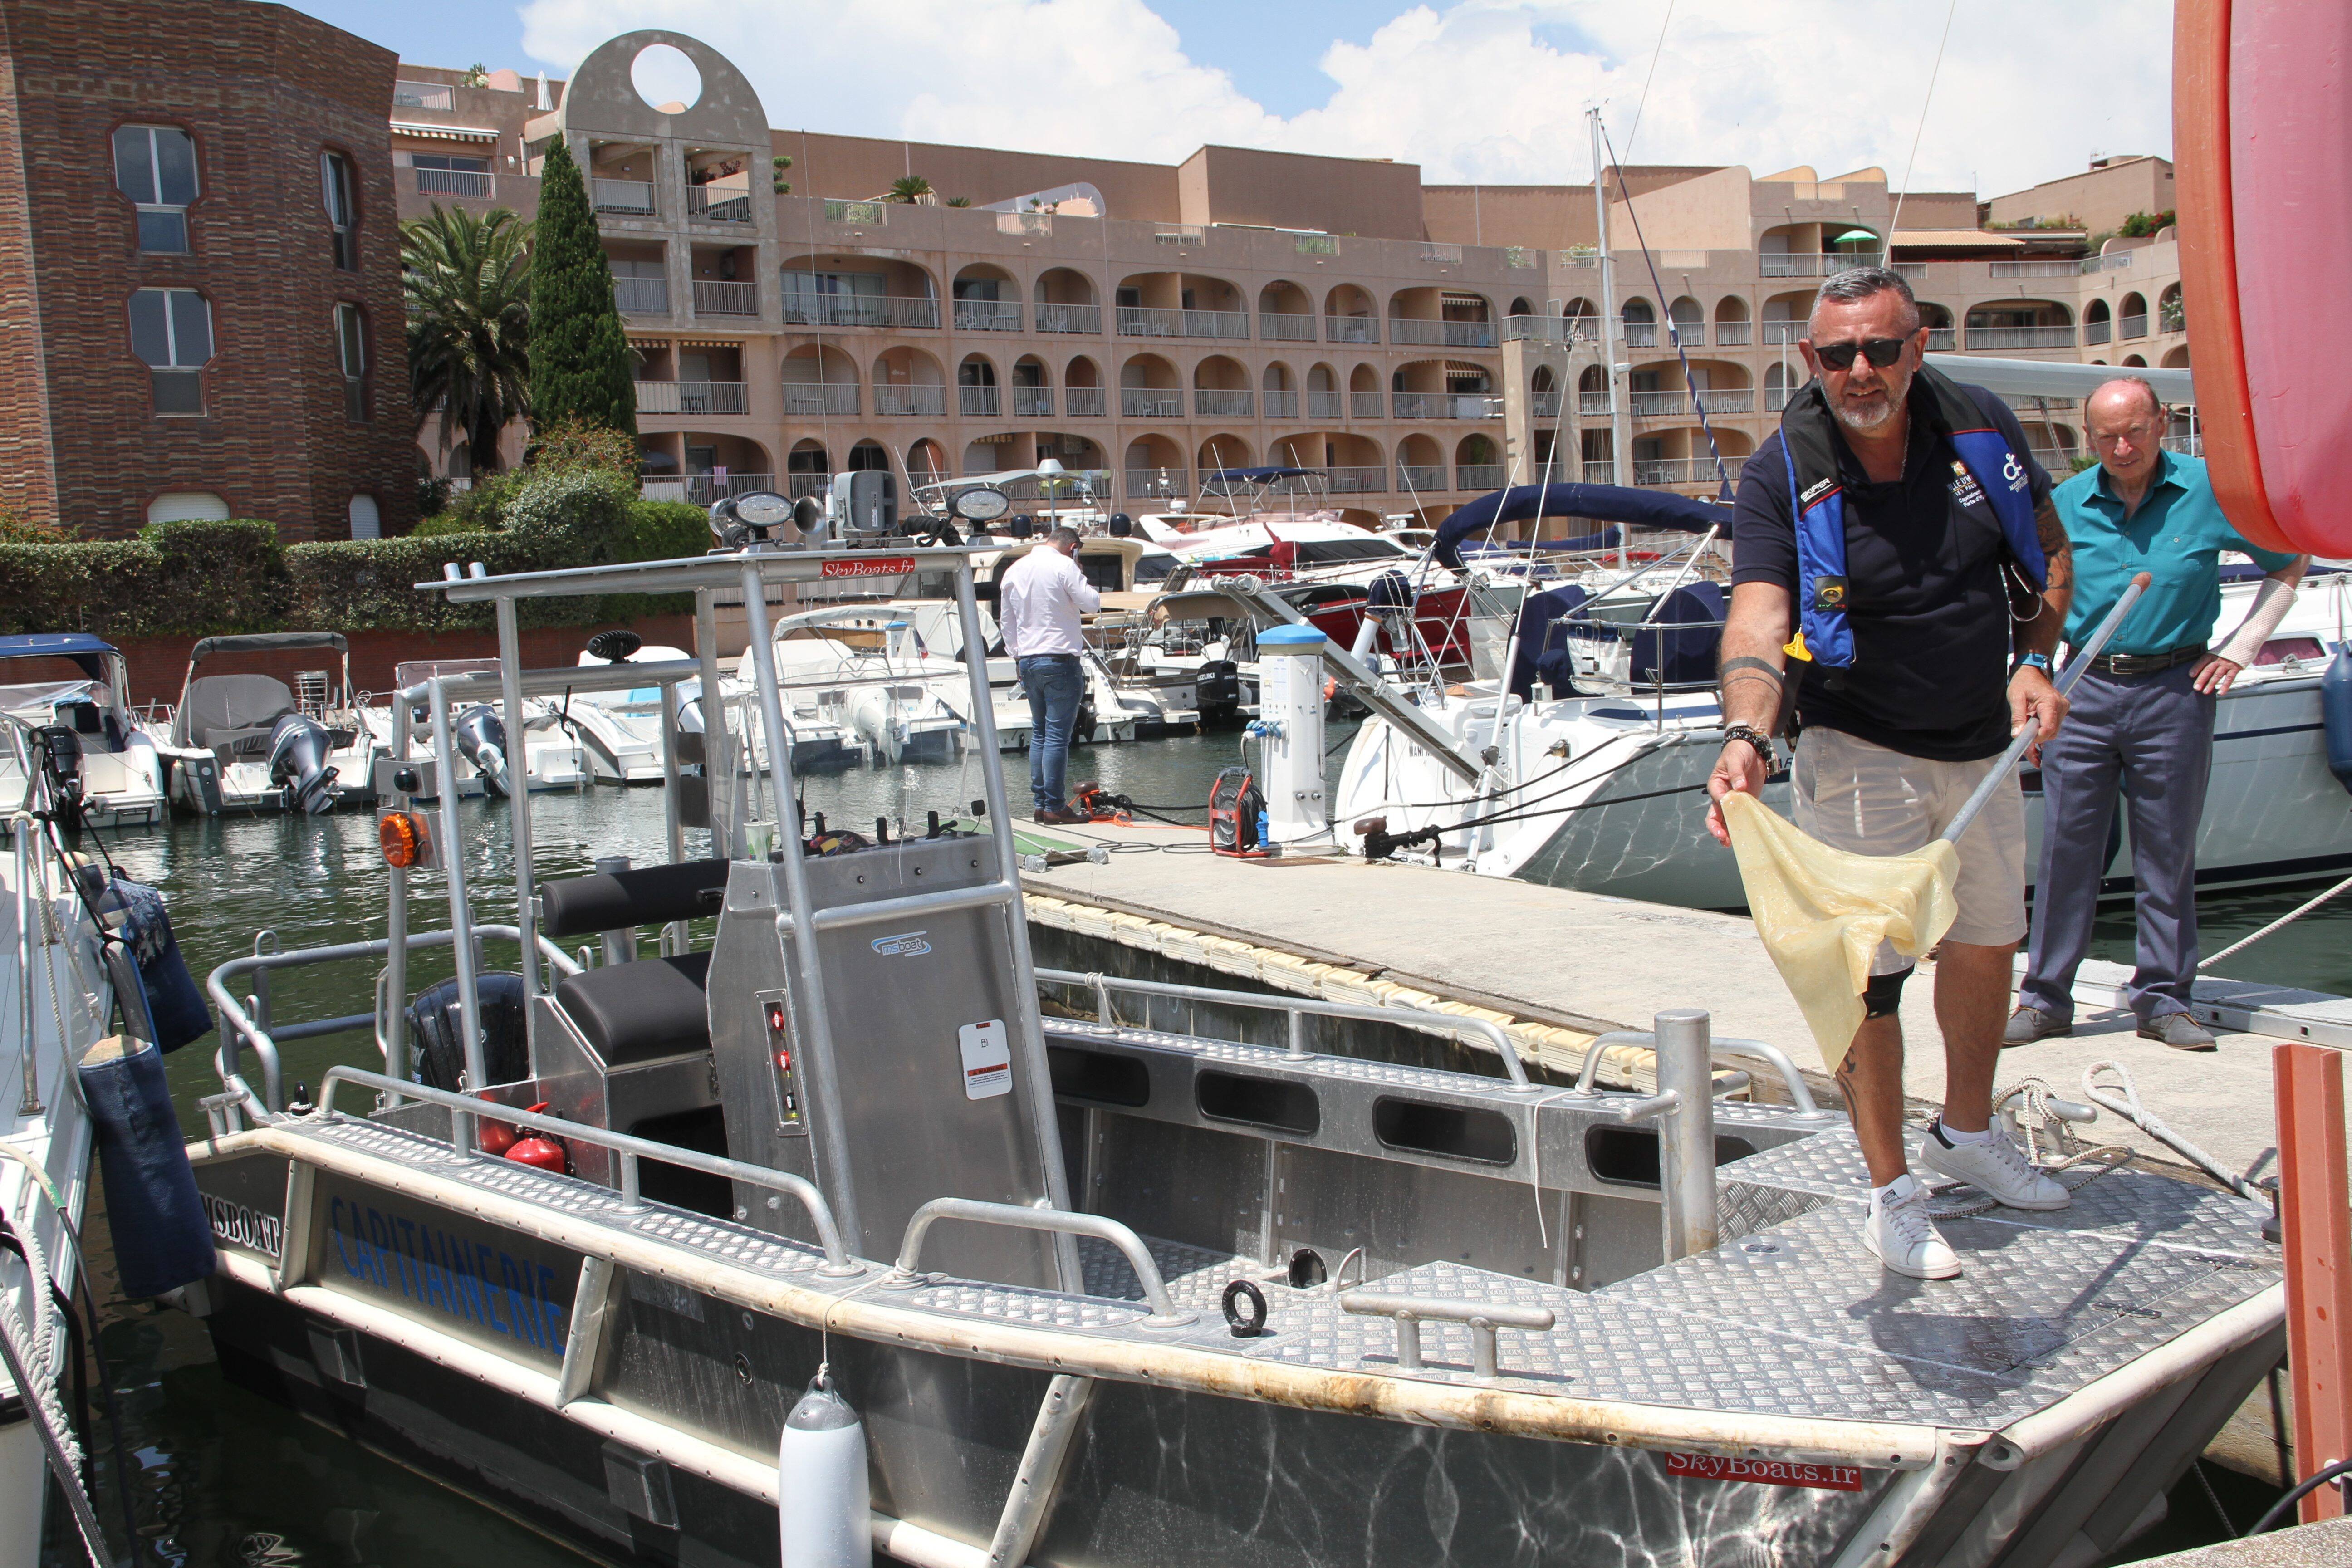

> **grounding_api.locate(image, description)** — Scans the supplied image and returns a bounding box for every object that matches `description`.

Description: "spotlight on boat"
[453,704,513,797]
[265,713,341,815]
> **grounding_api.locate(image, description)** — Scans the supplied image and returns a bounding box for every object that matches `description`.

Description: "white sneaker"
[1919,1120,2072,1211]
[1863,1174,1960,1279]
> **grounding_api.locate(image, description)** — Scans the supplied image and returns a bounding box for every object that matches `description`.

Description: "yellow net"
[1720,792,1961,1072]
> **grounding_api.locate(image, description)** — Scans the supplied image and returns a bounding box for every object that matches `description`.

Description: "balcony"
[1766,387,1792,412]
[693,279,760,317]
[1117,305,1182,338]
[1262,390,1300,420]
[1125,469,1188,498]
[1634,458,1703,486]
[2119,314,2149,340]
[1457,464,1504,492]
[1532,392,1561,418]
[1695,389,1755,414]
[1064,387,1106,417]
[787,474,830,499]
[1631,391,1686,418]
[684,473,777,505]
[1350,391,1385,420]
[1196,389,1253,418]
[1965,324,2075,350]
[1259,312,1316,343]
[392,81,454,111]
[1762,321,1803,345]
[1925,327,1956,351]
[781,384,857,416]
[1305,390,1343,419]
[1713,321,1752,346]
[2085,319,2113,346]
[1120,388,1183,418]
[1990,260,2082,279]
[1622,323,1660,348]
[1504,315,1570,344]
[782,294,939,330]
[593,178,656,216]
[1324,466,1387,494]
[634,380,749,416]
[1760,251,1882,277]
[1389,318,1497,349]
[1036,304,1100,334]
[1183,309,1250,340]
[1325,316,1377,345]
[1580,392,1615,416]
[959,386,1000,417]
[2081,252,2135,274]
[953,299,1022,332]
[871,385,946,416]
[1396,464,1447,492]
[1582,460,1616,482]
[413,168,493,199]
[613,277,669,314]
[1005,387,1049,418]
[687,187,752,223]
[1393,392,1502,420]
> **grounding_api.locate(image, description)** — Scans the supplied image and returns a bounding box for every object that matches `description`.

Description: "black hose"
[2245,1456,2352,1537]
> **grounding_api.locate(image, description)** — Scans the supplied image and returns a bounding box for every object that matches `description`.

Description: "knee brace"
[1862,967,1915,1019]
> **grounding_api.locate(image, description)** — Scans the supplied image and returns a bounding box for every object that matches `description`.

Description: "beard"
[1830,365,1911,436]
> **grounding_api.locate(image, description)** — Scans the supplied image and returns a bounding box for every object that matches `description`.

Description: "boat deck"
[1012,819,2343,1183]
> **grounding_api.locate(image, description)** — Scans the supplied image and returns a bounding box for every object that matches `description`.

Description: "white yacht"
[362,662,590,798]
[158,632,381,816]
[0,634,169,835]
[737,607,971,767]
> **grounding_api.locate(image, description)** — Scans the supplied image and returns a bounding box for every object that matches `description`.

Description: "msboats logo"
[872,930,931,958]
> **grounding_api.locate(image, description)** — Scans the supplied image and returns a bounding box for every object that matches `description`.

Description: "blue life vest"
[1778,364,2044,669]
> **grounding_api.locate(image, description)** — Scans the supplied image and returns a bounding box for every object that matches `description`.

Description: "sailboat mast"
[1590,109,1633,569]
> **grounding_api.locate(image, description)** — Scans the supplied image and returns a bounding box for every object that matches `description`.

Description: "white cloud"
[516,0,2171,200]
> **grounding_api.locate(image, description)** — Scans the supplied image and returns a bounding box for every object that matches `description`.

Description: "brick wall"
[0,0,417,540]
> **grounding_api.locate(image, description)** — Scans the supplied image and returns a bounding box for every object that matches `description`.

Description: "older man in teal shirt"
[2009,377,2307,1049]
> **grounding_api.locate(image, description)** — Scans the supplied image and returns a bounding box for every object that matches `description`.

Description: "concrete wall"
[1178,145,1424,240]
[766,128,1181,220]
[1987,156,2175,234]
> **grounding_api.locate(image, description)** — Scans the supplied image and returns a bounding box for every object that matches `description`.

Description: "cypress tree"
[528,138,637,441]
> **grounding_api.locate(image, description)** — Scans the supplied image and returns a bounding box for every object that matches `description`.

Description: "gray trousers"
[2019,662,2215,1023]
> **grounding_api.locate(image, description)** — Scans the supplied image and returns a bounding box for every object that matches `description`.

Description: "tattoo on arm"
[2034,495,2073,597]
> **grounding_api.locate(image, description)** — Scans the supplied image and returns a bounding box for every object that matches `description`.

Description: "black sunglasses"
[1813,337,1911,371]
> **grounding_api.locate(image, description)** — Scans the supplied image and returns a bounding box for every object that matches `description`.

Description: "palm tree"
[403,205,533,473]
[886,175,934,204]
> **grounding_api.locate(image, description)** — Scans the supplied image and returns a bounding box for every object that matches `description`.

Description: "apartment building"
[0,0,416,539]
[399,29,2189,528]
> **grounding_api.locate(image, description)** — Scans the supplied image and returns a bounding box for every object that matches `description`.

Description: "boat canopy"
[1433,484,1732,568]
[190,632,349,661]
[0,632,122,683]
[1205,466,1309,483]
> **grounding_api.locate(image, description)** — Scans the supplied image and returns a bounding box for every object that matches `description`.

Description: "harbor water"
[46,729,2333,1563]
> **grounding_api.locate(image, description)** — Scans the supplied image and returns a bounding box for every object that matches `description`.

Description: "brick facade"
[0,0,416,540]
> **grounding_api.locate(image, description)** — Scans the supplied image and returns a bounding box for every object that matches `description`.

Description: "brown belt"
[2082,643,2205,678]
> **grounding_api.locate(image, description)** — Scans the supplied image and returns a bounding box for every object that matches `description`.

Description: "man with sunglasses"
[1705,267,2075,1280]
[2007,378,2308,1053]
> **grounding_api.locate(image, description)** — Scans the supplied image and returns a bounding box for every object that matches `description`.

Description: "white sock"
[1936,1119,1996,1147]
[1872,1173,1917,1209]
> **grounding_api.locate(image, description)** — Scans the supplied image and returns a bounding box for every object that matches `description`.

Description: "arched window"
[147,491,228,524]
[348,494,381,539]
[335,302,368,421]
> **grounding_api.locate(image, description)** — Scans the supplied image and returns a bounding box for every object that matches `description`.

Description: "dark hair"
[1050,525,1083,548]
[1812,266,1921,333]
[2092,375,2163,418]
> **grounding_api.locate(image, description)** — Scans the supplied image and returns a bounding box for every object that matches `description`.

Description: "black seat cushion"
[540,858,731,939]
[554,950,712,1066]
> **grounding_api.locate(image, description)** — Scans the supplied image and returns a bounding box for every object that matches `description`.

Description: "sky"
[298,0,2174,200]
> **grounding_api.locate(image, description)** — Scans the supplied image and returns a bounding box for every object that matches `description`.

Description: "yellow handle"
[1783,631,1813,662]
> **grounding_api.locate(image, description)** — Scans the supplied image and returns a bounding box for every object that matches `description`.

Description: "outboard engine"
[404,972,530,1090]
[265,712,340,815]
[454,704,513,797]
[1195,660,1243,726]
[28,724,86,837]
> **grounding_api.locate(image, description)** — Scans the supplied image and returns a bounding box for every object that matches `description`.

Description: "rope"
[1887,0,1961,239]
[0,1215,114,1564]
[2198,869,2352,972]
[1920,1077,2137,1220]
[1598,122,1731,499]
[1617,0,1678,166]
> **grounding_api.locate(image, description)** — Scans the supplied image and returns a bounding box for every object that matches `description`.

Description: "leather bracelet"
[1721,723,1774,759]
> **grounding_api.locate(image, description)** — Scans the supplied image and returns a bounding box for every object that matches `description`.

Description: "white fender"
[779,1372,871,1568]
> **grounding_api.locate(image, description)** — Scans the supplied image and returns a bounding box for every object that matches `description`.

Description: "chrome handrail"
[882,1196,1195,1327]
[313,1065,862,1276]
[1575,1027,1828,1119]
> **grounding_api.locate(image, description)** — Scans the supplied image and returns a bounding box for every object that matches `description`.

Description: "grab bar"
[313,1065,862,1276]
[1038,967,1533,1092]
[1339,1291,1556,1378]
[1575,1027,1827,1119]
[883,1197,1196,1328]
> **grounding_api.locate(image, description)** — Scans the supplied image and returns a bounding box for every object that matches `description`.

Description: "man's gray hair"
[1812,266,1922,333]
[2091,375,2164,418]
[1050,525,1083,547]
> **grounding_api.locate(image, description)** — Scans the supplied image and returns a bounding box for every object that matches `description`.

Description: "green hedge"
[0,491,705,639]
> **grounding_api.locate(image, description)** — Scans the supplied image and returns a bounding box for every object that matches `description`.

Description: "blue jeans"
[1019,654,1084,813]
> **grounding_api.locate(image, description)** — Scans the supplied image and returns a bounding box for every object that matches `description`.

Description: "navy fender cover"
[2323,644,2352,794]
[81,1034,219,1297]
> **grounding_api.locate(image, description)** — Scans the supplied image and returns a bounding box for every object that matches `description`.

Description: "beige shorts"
[1791,727,2028,972]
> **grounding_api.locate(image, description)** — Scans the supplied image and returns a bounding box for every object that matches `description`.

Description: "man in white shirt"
[997,527,1100,822]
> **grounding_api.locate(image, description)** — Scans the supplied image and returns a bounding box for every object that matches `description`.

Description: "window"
[335,303,367,421]
[113,125,197,253]
[348,495,381,539]
[319,151,357,270]
[128,287,213,414]
[147,492,228,524]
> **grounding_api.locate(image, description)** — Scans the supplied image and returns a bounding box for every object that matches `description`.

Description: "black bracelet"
[1722,723,1774,758]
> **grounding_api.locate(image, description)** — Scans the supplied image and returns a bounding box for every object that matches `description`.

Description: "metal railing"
[788,473,830,499]
[1766,387,1792,411]
[871,385,945,416]
[1259,312,1316,342]
[1116,305,1182,338]
[1388,318,1496,348]
[959,385,1000,416]
[1195,388,1253,418]
[1582,460,1615,481]
[1261,390,1300,419]
[1665,319,1705,347]
[1761,320,1803,345]
[1120,388,1183,418]
[780,383,857,416]
[1622,322,1659,348]
[1634,458,1705,485]
[782,294,938,330]
[1035,304,1099,334]
[1396,463,1447,492]
[1760,251,1882,277]
[612,276,668,314]
[693,279,759,317]
[1990,260,2082,278]
[2119,314,2149,340]
[1064,386,1106,416]
[1304,390,1342,419]
[1325,316,1377,344]
[592,177,655,216]
[1393,392,1500,420]
[885,1197,1191,1326]
[953,299,1022,332]
[1713,321,1752,345]
[1456,464,1504,492]
[2084,320,2113,345]
[1013,387,1053,417]
[822,199,885,225]
[1579,391,1615,416]
[1965,324,2075,349]
[2082,251,2135,273]
[1630,390,1686,417]
[1925,327,1956,351]
[634,379,749,416]
[686,187,752,223]
[1183,308,1249,340]
[1349,390,1385,420]
[412,167,492,199]
[1695,388,1755,414]
[685,472,777,504]
[392,81,454,111]
[1529,392,1562,418]
[1123,469,1187,498]
[1324,466,1386,493]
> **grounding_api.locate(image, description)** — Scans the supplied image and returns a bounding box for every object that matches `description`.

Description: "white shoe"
[1863,1174,1960,1279]
[1919,1120,2072,1211]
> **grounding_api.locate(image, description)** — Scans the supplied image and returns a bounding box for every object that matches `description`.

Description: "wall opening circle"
[631,44,703,113]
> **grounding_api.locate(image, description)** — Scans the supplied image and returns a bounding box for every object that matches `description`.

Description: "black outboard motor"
[1195,660,1243,726]
[265,712,341,815]
[404,972,530,1090]
[29,724,85,837]
[453,704,513,797]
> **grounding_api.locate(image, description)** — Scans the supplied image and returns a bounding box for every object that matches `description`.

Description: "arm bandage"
[2212,576,2298,667]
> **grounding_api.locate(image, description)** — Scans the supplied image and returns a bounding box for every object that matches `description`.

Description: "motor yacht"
[0,633,170,835]
[158,632,380,816]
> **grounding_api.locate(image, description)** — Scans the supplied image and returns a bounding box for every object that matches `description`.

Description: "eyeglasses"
[1813,337,1911,371]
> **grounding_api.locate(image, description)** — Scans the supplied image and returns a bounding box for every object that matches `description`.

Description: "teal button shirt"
[2055,450,2300,655]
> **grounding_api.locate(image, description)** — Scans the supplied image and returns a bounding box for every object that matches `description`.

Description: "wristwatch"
[1722,723,1774,760]
[2014,652,2053,676]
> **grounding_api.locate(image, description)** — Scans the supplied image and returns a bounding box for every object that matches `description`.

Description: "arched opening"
[1279,431,1383,494]
[1305,361,1340,420]
[2158,283,2184,335]
[906,438,949,487]
[952,263,1021,331]
[1396,433,1446,495]
[846,438,890,473]
[679,434,774,505]
[1760,291,1813,346]
[1561,298,1597,344]
[1579,363,1612,416]
[1012,353,1052,418]
[1349,362,1382,419]
[957,352,999,417]
[1259,280,1315,341]
[779,251,936,328]
[1123,433,1187,501]
[1713,296,1751,346]
[1666,296,1704,348]
[1630,358,1754,416]
[1620,297,1657,348]
[1116,271,1245,339]
[871,346,946,416]
[1455,433,1502,493]
[1063,354,1104,417]
[1530,364,1559,418]
[1118,353,1181,418]
[2122,354,2148,368]
[780,343,858,416]
[1325,284,1377,344]
[1261,360,1298,420]
[2161,344,2190,369]
[1765,361,1796,412]
[2118,292,2149,341]
[1194,354,1250,419]
[785,437,831,498]
[1508,296,1534,319]
[1389,287,1495,348]
[1033,267,1097,333]
[1965,300,2074,351]
[1197,435,1252,487]
[1919,300,1955,350]
[2084,297,2113,347]
[1390,358,1491,419]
